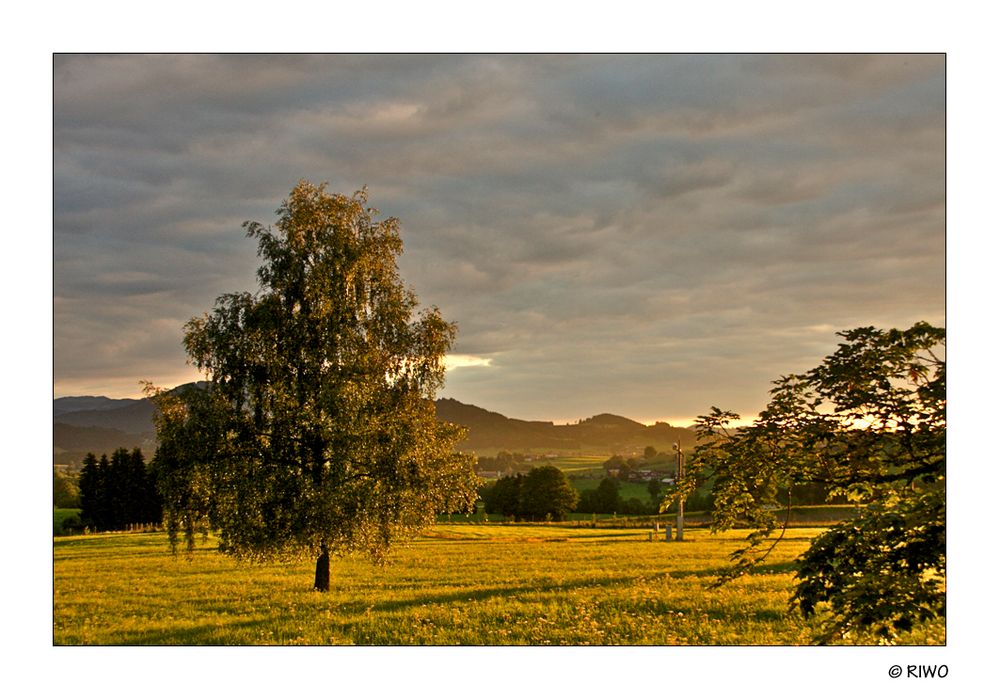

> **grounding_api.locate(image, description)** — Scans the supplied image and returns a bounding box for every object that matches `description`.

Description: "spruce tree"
[108,448,133,530]
[78,453,100,528]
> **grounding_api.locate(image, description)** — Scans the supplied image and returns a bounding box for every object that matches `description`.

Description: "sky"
[53,53,945,425]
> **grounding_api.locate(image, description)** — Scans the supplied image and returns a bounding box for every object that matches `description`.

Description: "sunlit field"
[545,454,608,475]
[53,525,943,645]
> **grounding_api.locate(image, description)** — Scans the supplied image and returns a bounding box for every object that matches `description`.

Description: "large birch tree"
[149,181,478,590]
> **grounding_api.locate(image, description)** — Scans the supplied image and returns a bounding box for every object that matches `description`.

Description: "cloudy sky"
[53,54,945,424]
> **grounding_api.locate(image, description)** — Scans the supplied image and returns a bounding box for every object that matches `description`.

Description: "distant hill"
[55,400,157,436]
[53,396,142,416]
[435,399,578,450]
[53,423,154,467]
[559,412,698,453]
[52,383,204,466]
[435,398,699,455]
[53,388,699,465]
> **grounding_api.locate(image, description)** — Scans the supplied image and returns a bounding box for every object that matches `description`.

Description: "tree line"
[479,470,664,518]
[78,448,162,531]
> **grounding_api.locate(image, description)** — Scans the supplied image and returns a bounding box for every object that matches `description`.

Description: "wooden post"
[675,441,684,541]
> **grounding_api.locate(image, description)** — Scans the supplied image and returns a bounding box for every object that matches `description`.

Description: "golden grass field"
[53,524,944,645]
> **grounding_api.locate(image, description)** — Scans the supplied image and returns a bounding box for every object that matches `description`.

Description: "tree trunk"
[314,543,330,591]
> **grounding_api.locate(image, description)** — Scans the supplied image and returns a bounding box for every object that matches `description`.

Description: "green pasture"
[545,454,608,475]
[53,524,942,645]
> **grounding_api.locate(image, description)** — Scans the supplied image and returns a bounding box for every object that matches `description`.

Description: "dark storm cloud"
[54,54,944,421]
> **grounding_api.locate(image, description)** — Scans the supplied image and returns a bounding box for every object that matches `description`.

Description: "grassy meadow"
[53,524,943,645]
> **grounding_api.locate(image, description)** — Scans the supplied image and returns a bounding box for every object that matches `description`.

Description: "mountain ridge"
[53,396,142,416]
[54,389,698,464]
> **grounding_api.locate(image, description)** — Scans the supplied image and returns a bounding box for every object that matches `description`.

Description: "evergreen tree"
[96,453,112,529]
[108,448,132,530]
[130,447,162,524]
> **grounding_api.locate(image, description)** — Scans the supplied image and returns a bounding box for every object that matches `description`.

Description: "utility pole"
[674,440,684,541]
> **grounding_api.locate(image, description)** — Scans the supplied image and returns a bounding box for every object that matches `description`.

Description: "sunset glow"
[54,54,944,424]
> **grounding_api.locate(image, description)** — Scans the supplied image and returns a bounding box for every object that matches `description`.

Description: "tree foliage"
[481,473,523,517]
[692,322,945,643]
[578,476,622,514]
[145,383,220,550]
[54,467,81,508]
[603,455,626,472]
[147,182,479,585]
[519,465,579,520]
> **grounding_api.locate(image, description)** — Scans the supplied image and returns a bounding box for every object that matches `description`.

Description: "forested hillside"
[55,390,698,464]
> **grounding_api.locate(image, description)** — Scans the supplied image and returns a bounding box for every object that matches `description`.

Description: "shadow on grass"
[54,549,195,563]
[67,617,282,646]
[660,559,798,580]
[419,531,642,543]
[331,573,648,617]
[751,561,799,576]
[665,567,731,579]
